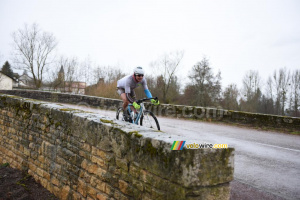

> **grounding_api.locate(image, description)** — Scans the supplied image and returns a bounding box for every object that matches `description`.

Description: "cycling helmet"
[133,66,144,75]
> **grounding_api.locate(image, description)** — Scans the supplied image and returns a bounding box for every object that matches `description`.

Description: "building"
[0,72,13,90]
[12,73,19,88]
[55,66,86,94]
[18,70,35,88]
[64,81,86,94]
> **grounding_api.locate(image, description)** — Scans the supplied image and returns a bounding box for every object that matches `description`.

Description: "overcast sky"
[0,0,299,88]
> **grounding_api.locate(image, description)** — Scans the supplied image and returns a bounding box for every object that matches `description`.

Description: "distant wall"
[0,90,299,132]
[0,94,234,200]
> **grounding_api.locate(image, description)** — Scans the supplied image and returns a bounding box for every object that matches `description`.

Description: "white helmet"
[133,66,144,75]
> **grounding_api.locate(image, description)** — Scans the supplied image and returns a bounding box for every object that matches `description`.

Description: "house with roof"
[18,70,35,88]
[0,72,13,90]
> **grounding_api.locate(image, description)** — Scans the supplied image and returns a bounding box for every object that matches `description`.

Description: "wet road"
[64,104,300,200]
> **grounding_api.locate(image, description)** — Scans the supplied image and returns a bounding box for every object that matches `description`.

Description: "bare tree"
[187,57,222,107]
[150,50,184,103]
[221,83,239,110]
[242,70,261,101]
[44,64,61,91]
[273,68,290,115]
[85,65,125,98]
[92,65,124,84]
[266,76,274,100]
[12,23,57,89]
[58,56,81,93]
[81,56,93,86]
[240,70,262,112]
[289,69,300,117]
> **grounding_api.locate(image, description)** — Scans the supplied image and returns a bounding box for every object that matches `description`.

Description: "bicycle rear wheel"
[116,107,133,122]
[140,110,160,130]
[116,107,125,121]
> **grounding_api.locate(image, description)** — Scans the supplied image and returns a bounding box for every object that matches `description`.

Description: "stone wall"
[0,90,299,132]
[0,94,234,200]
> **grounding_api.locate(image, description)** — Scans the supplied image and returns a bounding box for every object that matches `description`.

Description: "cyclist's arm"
[144,89,152,98]
[142,78,152,98]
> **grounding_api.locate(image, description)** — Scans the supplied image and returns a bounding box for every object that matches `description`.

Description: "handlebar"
[136,97,158,104]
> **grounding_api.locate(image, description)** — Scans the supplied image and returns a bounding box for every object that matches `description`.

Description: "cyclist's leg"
[117,88,130,121]
[120,93,129,110]
[130,90,138,114]
[117,88,128,108]
[122,90,137,113]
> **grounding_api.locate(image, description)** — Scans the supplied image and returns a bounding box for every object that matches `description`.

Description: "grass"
[0,163,10,168]
[16,173,31,191]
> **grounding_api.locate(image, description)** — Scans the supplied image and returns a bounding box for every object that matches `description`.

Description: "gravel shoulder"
[0,164,58,200]
[230,179,287,200]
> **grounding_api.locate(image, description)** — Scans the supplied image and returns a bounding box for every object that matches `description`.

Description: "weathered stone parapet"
[0,94,234,200]
[0,90,122,110]
[0,90,299,132]
[145,104,300,131]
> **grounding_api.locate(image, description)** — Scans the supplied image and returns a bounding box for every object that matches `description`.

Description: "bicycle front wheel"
[140,110,160,130]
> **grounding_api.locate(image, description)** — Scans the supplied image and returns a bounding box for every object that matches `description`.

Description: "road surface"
[62,103,300,200]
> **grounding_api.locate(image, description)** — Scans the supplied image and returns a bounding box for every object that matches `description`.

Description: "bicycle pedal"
[129,117,133,123]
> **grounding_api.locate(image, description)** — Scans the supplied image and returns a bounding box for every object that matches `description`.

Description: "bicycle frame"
[116,97,160,130]
[127,102,146,124]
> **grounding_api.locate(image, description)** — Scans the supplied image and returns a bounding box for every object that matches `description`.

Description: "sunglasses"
[135,74,144,77]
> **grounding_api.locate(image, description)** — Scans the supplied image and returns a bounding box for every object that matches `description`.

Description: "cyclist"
[117,66,159,121]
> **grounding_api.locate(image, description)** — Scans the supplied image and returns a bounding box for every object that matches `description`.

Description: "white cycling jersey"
[117,75,148,93]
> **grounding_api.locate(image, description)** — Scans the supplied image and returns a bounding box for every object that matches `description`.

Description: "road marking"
[228,136,300,152]
[253,141,300,153]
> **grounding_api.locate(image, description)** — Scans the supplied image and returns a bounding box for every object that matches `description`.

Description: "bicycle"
[116,97,160,130]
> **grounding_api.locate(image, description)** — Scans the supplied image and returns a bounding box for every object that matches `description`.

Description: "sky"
[0,0,299,88]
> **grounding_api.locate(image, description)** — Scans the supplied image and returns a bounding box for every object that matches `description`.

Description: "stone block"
[87,185,98,199]
[129,165,140,179]
[79,150,90,159]
[140,170,153,184]
[92,147,113,162]
[81,159,88,170]
[43,171,51,181]
[77,179,87,197]
[24,147,30,157]
[96,193,109,200]
[87,164,99,175]
[83,172,92,183]
[91,156,106,168]
[116,158,128,171]
[82,142,91,152]
[36,167,44,177]
[95,180,106,192]
[119,180,133,196]
[96,167,107,179]
[61,185,71,200]
[51,177,60,186]
[105,184,114,196]
[72,192,82,200]
[53,185,61,199]
[40,177,48,189]
[152,188,167,200]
